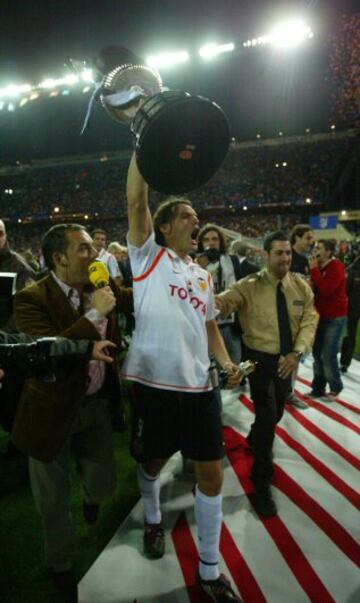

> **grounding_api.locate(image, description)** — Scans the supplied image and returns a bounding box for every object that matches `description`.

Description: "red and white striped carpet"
[79,357,360,603]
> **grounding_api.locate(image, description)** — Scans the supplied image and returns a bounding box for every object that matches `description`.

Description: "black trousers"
[244,348,291,488]
[340,311,360,369]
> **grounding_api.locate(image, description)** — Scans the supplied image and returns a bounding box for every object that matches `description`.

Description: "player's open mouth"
[191,227,200,243]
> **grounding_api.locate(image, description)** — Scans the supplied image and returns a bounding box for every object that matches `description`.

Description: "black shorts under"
[130,382,224,463]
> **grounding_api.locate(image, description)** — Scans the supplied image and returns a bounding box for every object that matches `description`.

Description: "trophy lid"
[92,46,144,80]
[80,45,162,132]
[100,63,162,122]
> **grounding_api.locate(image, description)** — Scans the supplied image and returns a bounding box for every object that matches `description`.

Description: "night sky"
[0,0,358,162]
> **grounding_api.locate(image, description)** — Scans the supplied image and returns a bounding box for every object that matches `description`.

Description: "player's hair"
[153,197,193,246]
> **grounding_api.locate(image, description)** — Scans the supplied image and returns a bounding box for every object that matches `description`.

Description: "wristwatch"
[292,350,303,360]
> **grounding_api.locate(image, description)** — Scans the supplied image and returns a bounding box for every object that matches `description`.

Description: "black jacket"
[238,258,259,279]
[346,257,360,314]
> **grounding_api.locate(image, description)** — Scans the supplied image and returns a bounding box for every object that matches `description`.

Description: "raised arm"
[127,152,153,247]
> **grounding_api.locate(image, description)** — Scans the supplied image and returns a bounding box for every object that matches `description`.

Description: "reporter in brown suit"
[12,223,132,603]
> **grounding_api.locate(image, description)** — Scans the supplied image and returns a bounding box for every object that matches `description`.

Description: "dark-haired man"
[216,231,317,517]
[287,224,315,409]
[121,154,244,602]
[309,239,347,400]
[13,223,132,602]
[290,224,315,276]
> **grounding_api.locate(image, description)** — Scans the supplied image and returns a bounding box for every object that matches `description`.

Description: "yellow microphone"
[88,261,110,288]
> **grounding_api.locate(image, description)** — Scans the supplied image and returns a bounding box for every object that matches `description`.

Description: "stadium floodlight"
[0,101,4,110]
[199,42,235,60]
[81,68,94,83]
[63,74,79,85]
[243,35,269,48]
[40,78,57,89]
[40,74,79,90]
[0,84,31,98]
[146,51,189,69]
[8,103,15,112]
[269,19,313,49]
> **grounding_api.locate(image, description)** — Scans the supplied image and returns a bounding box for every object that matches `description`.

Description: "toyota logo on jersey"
[169,283,207,316]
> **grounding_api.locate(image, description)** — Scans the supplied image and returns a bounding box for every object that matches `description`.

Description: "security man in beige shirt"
[216,231,317,517]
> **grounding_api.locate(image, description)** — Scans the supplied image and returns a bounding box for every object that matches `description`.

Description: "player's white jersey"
[121,232,215,391]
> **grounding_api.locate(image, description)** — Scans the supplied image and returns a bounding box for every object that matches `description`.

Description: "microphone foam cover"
[88,261,110,288]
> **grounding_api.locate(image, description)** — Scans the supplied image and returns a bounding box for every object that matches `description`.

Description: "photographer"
[197,224,243,363]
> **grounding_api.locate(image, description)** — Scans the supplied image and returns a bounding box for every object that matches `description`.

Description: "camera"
[0,337,57,382]
[198,247,221,263]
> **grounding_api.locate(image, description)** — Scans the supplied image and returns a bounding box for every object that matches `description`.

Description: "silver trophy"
[93,46,163,125]
[81,45,230,195]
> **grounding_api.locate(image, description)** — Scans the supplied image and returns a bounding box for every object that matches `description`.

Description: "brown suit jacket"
[12,273,133,462]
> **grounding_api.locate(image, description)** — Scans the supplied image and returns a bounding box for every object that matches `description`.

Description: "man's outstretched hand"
[92,340,116,363]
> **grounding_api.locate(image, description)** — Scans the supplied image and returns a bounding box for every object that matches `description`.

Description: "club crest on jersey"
[197,277,207,291]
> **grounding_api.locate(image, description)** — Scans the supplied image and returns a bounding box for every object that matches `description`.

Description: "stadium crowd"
[1,132,358,260]
[1,134,355,219]
[330,12,360,128]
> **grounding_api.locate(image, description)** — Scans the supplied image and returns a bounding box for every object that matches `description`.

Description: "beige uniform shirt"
[216,268,317,355]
